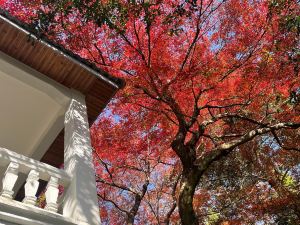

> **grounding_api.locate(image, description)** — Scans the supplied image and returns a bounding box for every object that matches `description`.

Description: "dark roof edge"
[0,8,125,89]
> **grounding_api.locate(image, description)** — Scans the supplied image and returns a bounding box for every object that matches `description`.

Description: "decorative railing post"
[0,162,19,199]
[63,90,101,225]
[23,170,39,206]
[45,176,59,213]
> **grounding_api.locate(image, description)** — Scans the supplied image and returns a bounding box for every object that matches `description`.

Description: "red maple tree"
[2,0,300,224]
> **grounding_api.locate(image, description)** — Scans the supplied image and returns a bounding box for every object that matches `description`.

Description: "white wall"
[0,51,71,159]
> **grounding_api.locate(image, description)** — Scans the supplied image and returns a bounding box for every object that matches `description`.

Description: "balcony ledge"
[0,197,77,225]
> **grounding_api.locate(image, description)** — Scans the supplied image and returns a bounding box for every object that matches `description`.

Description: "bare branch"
[196,122,300,168]
[98,194,129,214]
[96,176,138,194]
[272,130,300,152]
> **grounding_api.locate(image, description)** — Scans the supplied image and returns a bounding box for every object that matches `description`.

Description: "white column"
[23,170,39,206]
[0,162,19,199]
[63,90,101,225]
[45,176,59,213]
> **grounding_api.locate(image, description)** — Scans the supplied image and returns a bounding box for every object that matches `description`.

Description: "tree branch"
[196,122,300,169]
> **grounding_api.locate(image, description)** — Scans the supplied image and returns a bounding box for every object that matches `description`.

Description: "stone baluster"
[45,176,59,213]
[22,170,39,206]
[0,162,19,199]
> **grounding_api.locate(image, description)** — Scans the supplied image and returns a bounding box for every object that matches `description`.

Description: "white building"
[0,9,124,225]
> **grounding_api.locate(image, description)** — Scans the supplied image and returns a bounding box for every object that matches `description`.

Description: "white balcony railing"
[0,147,71,214]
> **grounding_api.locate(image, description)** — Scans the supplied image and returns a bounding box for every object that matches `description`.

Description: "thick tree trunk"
[126,215,135,225]
[126,182,148,225]
[178,167,202,225]
[126,216,134,225]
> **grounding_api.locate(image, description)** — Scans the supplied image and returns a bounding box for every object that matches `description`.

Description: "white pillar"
[23,170,39,206]
[63,90,101,225]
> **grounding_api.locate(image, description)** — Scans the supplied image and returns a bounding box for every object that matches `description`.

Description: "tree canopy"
[2,0,300,224]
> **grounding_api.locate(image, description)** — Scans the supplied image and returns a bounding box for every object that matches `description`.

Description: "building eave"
[0,8,125,90]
